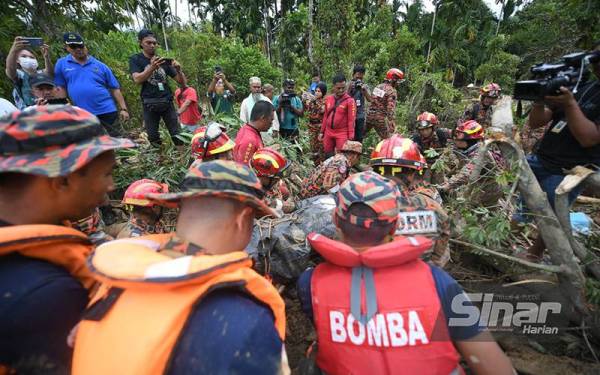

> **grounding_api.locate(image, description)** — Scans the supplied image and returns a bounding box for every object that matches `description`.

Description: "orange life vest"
[72,234,286,375]
[0,224,95,290]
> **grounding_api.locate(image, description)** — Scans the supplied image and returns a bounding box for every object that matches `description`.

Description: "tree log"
[555,167,600,280]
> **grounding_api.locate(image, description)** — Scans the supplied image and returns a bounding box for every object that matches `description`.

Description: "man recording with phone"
[130,29,185,146]
[521,41,600,261]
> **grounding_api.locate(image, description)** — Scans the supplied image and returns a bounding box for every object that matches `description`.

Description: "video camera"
[280,92,297,107]
[513,50,600,101]
[354,79,364,89]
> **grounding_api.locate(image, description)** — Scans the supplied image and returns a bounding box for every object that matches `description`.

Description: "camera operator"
[273,79,303,139]
[523,41,600,261]
[347,64,371,142]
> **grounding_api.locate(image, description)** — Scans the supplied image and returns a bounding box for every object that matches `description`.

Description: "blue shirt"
[0,253,88,373]
[167,290,283,374]
[297,264,482,341]
[54,54,120,115]
[273,95,303,130]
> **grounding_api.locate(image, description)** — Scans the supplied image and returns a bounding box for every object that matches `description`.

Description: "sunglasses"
[67,44,84,49]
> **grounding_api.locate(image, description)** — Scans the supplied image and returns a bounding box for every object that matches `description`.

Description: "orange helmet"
[455,120,484,140]
[370,135,426,171]
[480,83,501,98]
[123,179,169,207]
[386,68,405,81]
[416,111,438,129]
[251,148,290,177]
[191,123,235,160]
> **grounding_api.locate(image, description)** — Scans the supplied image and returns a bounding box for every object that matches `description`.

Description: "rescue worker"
[411,111,452,184]
[0,105,135,373]
[320,73,357,157]
[305,82,327,164]
[371,135,450,267]
[251,148,295,215]
[411,111,451,156]
[106,179,169,239]
[437,120,505,207]
[72,207,114,245]
[299,140,362,199]
[461,83,501,129]
[72,160,287,374]
[234,100,274,164]
[297,171,514,375]
[191,122,235,162]
[365,68,403,139]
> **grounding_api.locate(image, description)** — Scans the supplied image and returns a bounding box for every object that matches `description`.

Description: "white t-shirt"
[0,98,18,118]
[240,94,280,132]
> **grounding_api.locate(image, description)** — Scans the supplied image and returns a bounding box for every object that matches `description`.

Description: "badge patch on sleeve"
[373,87,385,98]
[396,210,438,235]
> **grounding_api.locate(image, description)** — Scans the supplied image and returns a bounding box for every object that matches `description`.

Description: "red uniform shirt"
[175,87,202,126]
[233,124,264,165]
[321,94,356,140]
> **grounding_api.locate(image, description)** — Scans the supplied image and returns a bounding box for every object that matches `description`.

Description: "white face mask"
[18,56,38,71]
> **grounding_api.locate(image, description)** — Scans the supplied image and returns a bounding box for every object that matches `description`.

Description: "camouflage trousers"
[365,115,394,139]
[308,122,325,165]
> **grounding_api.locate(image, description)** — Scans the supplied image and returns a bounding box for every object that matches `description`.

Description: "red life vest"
[308,233,461,375]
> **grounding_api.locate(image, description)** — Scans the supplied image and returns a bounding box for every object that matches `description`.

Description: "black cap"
[63,32,84,45]
[30,73,55,88]
[138,29,155,41]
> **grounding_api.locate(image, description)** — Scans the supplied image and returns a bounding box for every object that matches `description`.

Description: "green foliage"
[475,35,521,89]
[461,206,511,248]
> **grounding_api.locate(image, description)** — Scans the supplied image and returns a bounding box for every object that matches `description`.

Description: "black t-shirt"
[128,53,177,101]
[349,80,366,119]
[537,80,600,173]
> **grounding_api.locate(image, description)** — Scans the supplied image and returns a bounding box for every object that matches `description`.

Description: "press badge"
[158,82,165,91]
[373,87,385,98]
[551,120,567,134]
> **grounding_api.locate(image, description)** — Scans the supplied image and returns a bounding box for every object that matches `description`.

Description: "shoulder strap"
[329,96,351,130]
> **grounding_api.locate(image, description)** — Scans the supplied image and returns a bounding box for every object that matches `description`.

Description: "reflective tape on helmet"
[395,210,438,235]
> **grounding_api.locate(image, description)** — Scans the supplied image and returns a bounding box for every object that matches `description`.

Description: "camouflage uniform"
[264,179,296,214]
[106,216,166,239]
[72,208,114,245]
[147,159,279,218]
[366,82,397,139]
[300,153,352,199]
[306,96,326,164]
[460,101,493,129]
[440,143,505,207]
[394,182,450,267]
[411,128,452,185]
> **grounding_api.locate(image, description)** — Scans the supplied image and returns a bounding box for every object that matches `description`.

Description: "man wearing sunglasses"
[54,32,129,137]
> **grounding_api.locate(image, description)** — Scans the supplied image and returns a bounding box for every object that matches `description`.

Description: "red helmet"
[251,148,291,177]
[455,120,484,140]
[191,123,235,160]
[370,135,426,171]
[123,179,169,207]
[480,83,501,98]
[386,68,405,81]
[416,112,438,129]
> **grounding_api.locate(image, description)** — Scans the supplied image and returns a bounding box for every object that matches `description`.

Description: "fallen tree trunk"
[555,166,600,280]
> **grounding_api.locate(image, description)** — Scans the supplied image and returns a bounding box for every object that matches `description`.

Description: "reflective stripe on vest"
[0,225,95,290]
[72,235,285,375]
[308,235,460,375]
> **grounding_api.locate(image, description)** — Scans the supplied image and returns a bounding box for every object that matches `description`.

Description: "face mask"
[18,57,38,71]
